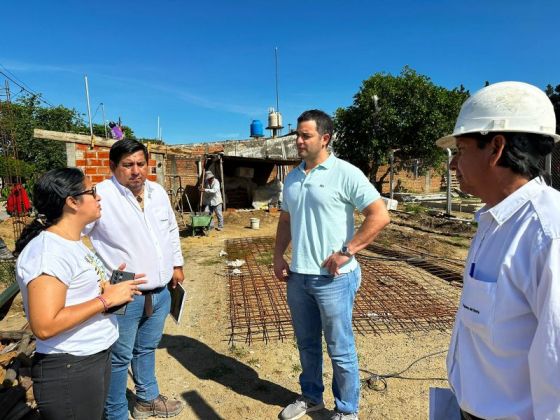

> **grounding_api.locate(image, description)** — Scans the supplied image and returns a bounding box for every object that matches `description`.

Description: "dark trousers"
[32,349,111,420]
[461,409,485,420]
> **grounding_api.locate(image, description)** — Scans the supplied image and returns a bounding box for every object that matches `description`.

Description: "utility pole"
[84,76,94,148]
[101,103,108,138]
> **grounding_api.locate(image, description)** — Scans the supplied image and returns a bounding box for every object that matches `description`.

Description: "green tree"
[4,95,86,174]
[0,157,35,179]
[333,66,468,187]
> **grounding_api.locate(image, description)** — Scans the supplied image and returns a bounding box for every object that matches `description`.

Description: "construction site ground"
[0,208,474,420]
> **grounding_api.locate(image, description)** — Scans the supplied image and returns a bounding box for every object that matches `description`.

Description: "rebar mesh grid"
[227,237,463,344]
[226,237,293,344]
[353,256,460,335]
[365,243,465,286]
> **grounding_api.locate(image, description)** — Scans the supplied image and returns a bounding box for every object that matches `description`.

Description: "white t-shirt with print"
[16,231,118,356]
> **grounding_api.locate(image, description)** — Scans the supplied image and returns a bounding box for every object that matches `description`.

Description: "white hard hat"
[205,171,214,180]
[436,81,560,148]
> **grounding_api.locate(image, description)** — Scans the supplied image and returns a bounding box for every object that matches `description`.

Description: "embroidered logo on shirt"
[85,253,107,283]
[462,303,480,314]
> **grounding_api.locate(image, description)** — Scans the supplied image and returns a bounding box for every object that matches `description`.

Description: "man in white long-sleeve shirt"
[84,139,184,420]
[436,82,560,420]
[200,170,224,230]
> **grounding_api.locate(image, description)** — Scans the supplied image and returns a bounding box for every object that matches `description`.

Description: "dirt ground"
[0,209,474,420]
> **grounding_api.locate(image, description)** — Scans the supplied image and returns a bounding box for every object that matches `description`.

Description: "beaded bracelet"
[96,295,109,313]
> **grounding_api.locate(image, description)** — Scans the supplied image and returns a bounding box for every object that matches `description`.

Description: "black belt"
[140,286,165,317]
[460,409,485,420]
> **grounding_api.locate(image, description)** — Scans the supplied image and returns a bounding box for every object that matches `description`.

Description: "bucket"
[250,218,260,229]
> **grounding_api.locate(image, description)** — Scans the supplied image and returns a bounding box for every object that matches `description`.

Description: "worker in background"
[274,109,390,420]
[200,170,224,231]
[437,81,560,420]
[109,122,124,140]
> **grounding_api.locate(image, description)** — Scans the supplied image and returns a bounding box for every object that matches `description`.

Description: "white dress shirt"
[84,177,184,291]
[203,178,223,206]
[447,177,560,420]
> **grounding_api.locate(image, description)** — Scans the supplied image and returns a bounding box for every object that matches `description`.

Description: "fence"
[376,158,446,195]
[550,143,560,190]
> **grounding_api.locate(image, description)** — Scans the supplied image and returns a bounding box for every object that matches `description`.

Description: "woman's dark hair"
[109,139,148,165]
[463,132,555,181]
[15,168,86,256]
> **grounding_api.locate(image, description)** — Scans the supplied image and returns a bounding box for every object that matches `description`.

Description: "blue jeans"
[287,267,361,414]
[105,286,171,420]
[204,204,224,229]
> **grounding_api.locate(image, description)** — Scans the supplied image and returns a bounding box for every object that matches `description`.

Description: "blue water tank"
[250,120,264,138]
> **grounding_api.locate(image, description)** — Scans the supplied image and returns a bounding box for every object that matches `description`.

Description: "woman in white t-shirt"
[15,168,146,420]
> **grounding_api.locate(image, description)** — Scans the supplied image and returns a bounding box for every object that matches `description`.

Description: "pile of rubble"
[0,330,39,420]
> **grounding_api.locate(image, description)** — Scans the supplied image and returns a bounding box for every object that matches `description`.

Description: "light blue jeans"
[105,286,171,420]
[287,267,361,414]
[204,204,224,229]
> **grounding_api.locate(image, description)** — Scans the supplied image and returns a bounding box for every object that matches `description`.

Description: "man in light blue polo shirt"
[274,109,390,420]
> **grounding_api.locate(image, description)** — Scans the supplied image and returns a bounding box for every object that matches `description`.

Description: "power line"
[0,63,36,94]
[0,67,54,107]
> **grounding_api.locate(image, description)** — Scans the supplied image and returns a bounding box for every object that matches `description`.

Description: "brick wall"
[376,163,445,194]
[165,155,202,211]
[72,143,158,184]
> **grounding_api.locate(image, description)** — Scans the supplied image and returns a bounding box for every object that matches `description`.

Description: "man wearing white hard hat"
[200,170,224,230]
[437,82,560,420]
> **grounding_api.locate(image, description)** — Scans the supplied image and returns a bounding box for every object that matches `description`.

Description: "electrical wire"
[92,102,103,121]
[0,64,36,94]
[360,349,448,392]
[0,67,54,107]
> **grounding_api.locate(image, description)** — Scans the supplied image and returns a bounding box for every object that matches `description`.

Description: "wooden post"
[219,155,226,211]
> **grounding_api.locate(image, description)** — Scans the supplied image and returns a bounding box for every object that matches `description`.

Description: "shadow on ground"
[160,334,331,419]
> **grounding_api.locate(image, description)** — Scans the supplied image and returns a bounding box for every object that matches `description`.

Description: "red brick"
[98,151,110,159]
[75,159,86,166]
[147,174,157,182]
[86,159,102,166]
[76,144,89,151]
[84,167,97,175]
[91,175,105,183]
[97,166,111,175]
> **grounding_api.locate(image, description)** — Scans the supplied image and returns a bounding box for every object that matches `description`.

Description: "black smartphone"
[106,270,135,315]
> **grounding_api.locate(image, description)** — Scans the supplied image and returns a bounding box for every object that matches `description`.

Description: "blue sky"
[2,0,559,144]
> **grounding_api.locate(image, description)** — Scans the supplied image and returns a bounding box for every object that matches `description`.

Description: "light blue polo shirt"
[281,154,380,275]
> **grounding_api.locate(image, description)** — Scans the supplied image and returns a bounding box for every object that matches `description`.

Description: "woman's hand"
[102,263,147,307]
[101,278,146,308]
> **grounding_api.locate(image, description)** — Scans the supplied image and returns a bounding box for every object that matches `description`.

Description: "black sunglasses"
[72,186,97,198]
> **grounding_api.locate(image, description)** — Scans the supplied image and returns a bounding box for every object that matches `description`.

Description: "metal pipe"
[274,47,280,112]
[219,155,226,211]
[446,148,452,215]
[84,75,94,148]
[101,103,108,138]
[389,150,394,201]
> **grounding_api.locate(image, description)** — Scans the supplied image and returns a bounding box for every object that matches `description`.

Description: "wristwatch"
[340,245,353,257]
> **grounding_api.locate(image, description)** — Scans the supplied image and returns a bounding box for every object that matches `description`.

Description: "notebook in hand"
[168,283,187,324]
